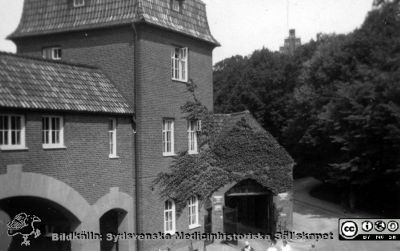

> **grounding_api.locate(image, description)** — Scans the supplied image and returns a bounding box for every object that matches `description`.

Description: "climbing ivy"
[153,81,293,213]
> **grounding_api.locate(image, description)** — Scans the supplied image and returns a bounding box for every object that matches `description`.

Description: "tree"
[213,0,400,214]
[282,0,400,212]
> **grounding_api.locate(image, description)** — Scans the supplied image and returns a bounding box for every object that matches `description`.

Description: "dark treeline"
[213,0,400,215]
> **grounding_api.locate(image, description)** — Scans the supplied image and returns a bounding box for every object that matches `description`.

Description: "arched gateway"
[224,179,274,233]
[0,165,135,251]
[207,178,292,236]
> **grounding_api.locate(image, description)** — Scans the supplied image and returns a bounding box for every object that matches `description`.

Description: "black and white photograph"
[0,0,399,250]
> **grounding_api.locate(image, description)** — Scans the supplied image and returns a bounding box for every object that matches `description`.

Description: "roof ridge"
[214,110,251,117]
[0,50,99,70]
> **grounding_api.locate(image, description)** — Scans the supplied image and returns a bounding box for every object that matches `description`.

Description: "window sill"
[163,153,177,157]
[189,224,201,230]
[188,151,198,155]
[42,145,67,150]
[109,155,120,159]
[164,231,176,236]
[0,146,28,151]
[172,78,188,84]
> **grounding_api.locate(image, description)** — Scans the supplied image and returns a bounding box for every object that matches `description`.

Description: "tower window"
[188,120,198,154]
[162,119,175,156]
[164,200,176,234]
[188,196,199,228]
[171,47,188,82]
[73,0,85,7]
[108,118,117,158]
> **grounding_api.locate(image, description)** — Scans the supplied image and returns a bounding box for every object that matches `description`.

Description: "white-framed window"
[162,119,175,156]
[164,200,176,234]
[42,47,62,60]
[108,118,117,158]
[188,196,199,228]
[0,114,26,150]
[187,120,198,154]
[42,116,64,149]
[73,0,85,7]
[170,0,182,12]
[171,47,188,82]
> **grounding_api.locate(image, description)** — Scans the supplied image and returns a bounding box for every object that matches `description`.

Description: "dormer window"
[170,0,182,12]
[42,47,62,60]
[73,0,85,7]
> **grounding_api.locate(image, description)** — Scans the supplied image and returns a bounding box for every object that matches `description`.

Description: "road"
[291,177,400,251]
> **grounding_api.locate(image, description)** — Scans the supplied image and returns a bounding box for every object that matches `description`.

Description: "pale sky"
[0,0,373,63]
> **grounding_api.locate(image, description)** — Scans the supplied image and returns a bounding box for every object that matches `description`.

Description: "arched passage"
[0,166,92,251]
[209,179,276,235]
[0,196,80,251]
[100,209,127,251]
[93,189,135,251]
[224,179,274,233]
[0,166,91,222]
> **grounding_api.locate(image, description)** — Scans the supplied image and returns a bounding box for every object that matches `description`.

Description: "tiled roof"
[137,0,219,45]
[8,0,219,45]
[0,52,133,114]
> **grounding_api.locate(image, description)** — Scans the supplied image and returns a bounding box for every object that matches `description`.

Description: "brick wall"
[135,24,215,251]
[0,110,135,205]
[14,26,136,106]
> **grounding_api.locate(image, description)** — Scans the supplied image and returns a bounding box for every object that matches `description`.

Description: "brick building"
[0,52,135,251]
[0,1,293,251]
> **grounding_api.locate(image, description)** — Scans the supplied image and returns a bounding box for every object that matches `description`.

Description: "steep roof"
[210,111,294,194]
[137,0,218,45]
[213,111,294,167]
[0,52,133,114]
[8,0,219,45]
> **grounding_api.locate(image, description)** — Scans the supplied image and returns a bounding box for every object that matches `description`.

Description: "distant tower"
[280,29,301,55]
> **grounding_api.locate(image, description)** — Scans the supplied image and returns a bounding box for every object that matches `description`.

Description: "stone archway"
[0,165,92,251]
[0,165,136,251]
[92,188,135,251]
[0,165,91,221]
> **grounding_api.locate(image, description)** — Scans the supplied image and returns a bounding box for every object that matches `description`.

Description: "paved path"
[291,177,400,251]
[207,177,400,251]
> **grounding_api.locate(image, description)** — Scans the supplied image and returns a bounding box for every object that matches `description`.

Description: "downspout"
[132,22,140,251]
